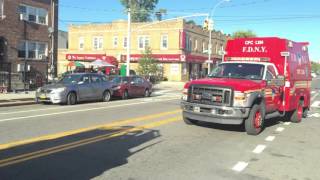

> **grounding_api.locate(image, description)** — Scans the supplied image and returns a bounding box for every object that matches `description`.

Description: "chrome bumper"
[35,92,66,104]
[181,101,250,125]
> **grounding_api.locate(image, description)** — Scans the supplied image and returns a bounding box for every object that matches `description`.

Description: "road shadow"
[0,126,161,180]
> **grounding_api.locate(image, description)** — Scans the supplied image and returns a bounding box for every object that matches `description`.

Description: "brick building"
[63,19,227,81]
[0,0,58,91]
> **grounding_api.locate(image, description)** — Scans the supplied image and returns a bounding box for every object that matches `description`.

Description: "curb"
[0,101,36,107]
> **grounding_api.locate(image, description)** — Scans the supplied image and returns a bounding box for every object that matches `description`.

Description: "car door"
[129,77,140,97]
[90,74,104,100]
[265,65,281,113]
[135,77,146,96]
[77,74,94,100]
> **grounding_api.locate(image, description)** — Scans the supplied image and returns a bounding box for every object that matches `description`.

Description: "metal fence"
[0,62,11,93]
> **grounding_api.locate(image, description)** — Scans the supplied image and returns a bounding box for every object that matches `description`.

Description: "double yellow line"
[0,110,182,167]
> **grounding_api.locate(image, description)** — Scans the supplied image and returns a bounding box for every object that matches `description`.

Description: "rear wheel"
[122,90,129,100]
[102,90,111,102]
[67,92,77,105]
[144,89,150,97]
[245,104,265,135]
[290,100,303,123]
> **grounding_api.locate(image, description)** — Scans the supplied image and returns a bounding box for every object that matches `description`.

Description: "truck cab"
[181,37,311,135]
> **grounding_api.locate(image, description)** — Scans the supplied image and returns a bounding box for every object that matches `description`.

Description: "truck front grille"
[188,85,232,106]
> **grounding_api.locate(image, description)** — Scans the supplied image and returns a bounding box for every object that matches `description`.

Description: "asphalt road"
[0,82,319,180]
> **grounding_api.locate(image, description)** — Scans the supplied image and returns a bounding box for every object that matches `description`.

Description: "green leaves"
[120,0,159,22]
[231,30,257,39]
[137,47,160,77]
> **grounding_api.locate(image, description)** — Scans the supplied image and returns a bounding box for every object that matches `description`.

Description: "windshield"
[59,74,82,84]
[209,63,265,80]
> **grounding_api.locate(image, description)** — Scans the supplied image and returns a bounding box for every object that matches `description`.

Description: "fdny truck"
[181,37,311,135]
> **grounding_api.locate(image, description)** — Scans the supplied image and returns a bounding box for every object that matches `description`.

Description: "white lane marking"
[311,101,320,107]
[284,122,291,125]
[265,136,275,142]
[311,93,319,102]
[276,127,285,132]
[0,97,179,123]
[308,113,320,118]
[232,161,248,172]
[252,145,266,154]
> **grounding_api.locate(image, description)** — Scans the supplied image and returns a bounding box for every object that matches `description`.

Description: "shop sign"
[66,54,108,61]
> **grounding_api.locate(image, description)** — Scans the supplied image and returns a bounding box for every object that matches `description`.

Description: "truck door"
[265,65,281,112]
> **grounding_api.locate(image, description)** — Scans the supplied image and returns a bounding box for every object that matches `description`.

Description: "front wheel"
[67,92,77,105]
[245,104,265,135]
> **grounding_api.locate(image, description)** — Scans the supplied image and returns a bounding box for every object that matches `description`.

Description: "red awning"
[66,54,118,66]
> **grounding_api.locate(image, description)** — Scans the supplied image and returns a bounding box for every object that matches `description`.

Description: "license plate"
[193,106,200,113]
[39,94,47,99]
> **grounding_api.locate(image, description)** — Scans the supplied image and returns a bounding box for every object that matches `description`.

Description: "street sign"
[281,51,290,57]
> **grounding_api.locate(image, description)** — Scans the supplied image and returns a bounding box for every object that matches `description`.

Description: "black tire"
[290,100,303,123]
[245,104,265,135]
[183,114,198,125]
[122,90,129,100]
[144,89,150,97]
[102,90,111,102]
[302,108,308,118]
[67,92,77,105]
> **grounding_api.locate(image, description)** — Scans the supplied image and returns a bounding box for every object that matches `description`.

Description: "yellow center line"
[0,116,182,168]
[0,109,181,151]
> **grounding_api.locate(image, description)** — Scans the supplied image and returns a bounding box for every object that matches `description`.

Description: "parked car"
[35,73,113,105]
[109,75,152,99]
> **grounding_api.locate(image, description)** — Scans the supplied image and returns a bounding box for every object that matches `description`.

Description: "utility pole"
[126,0,131,76]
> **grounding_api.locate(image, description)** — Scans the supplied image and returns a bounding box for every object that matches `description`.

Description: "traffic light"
[203,19,209,30]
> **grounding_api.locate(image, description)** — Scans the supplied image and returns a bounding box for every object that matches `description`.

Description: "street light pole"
[126,0,131,76]
[207,0,230,75]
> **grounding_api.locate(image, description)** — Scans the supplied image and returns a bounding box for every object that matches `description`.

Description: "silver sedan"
[35,73,113,105]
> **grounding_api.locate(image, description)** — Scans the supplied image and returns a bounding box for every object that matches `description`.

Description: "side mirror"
[268,75,285,86]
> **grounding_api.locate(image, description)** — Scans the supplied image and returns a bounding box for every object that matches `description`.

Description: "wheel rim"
[69,94,76,104]
[104,92,110,101]
[254,110,262,129]
[297,103,303,121]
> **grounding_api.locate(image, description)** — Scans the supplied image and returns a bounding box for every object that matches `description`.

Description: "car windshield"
[59,74,82,84]
[208,63,265,80]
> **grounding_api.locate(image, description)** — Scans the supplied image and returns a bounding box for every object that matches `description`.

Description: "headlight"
[233,91,248,106]
[51,87,66,93]
[113,86,121,90]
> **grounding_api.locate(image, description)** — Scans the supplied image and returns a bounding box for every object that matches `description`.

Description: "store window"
[18,41,48,59]
[18,4,48,25]
[161,35,168,50]
[79,37,84,50]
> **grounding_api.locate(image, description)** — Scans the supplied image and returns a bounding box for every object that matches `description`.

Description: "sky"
[59,0,320,62]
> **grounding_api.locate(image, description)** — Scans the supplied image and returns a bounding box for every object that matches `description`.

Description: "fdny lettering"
[242,46,267,53]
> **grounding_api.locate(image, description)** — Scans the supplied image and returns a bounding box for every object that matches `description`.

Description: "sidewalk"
[0,91,36,107]
[0,81,186,107]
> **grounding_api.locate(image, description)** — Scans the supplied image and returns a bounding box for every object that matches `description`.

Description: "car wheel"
[144,89,150,97]
[122,90,129,100]
[102,90,111,102]
[67,92,77,105]
[302,107,308,118]
[290,100,303,123]
[245,103,265,135]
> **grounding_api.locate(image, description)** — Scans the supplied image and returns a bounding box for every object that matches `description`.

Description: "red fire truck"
[181,37,311,135]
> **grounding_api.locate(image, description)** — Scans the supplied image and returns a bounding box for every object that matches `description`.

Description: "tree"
[155,8,167,21]
[120,0,159,22]
[186,20,196,25]
[137,47,160,79]
[231,30,257,39]
[311,61,320,74]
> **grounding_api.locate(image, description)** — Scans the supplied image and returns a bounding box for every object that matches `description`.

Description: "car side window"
[91,75,101,83]
[266,66,277,80]
[81,75,90,84]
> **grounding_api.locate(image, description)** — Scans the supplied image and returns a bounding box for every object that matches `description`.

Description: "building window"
[113,36,118,48]
[0,0,4,19]
[93,36,103,50]
[161,35,168,50]
[18,4,48,25]
[79,37,84,50]
[18,41,48,59]
[138,36,150,50]
[123,37,127,48]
